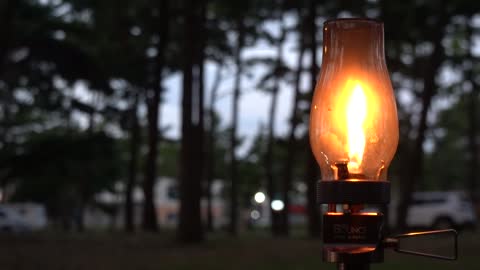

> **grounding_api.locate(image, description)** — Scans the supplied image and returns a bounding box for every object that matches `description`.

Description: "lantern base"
[323,246,384,264]
[322,212,385,266]
[321,207,386,269]
[323,242,384,270]
[317,180,390,204]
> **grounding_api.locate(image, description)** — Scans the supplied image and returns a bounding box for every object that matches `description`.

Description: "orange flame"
[346,83,367,173]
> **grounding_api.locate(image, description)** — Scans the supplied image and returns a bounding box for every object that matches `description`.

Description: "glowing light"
[346,83,367,172]
[326,212,343,215]
[250,210,261,220]
[271,200,285,211]
[326,212,378,216]
[309,20,399,182]
[254,192,266,204]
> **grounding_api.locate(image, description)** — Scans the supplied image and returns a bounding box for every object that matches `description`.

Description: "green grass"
[0,230,477,270]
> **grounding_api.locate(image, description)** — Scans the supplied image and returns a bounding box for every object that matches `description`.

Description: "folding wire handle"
[384,229,458,260]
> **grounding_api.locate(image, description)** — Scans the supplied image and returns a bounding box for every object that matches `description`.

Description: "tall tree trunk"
[0,0,15,77]
[76,93,100,232]
[466,19,478,202]
[0,0,16,166]
[178,0,205,243]
[266,21,286,236]
[143,0,170,232]
[396,11,447,231]
[265,71,280,236]
[125,91,140,232]
[0,0,16,142]
[205,62,223,231]
[305,0,321,238]
[467,81,478,200]
[279,14,306,236]
[229,18,245,236]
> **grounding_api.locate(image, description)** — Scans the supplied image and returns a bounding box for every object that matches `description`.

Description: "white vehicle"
[390,191,476,229]
[0,207,26,232]
[0,203,48,232]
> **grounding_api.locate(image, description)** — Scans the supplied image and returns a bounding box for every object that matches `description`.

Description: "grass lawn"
[0,230,477,270]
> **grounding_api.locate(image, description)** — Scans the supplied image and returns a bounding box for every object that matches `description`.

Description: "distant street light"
[254,192,266,204]
[271,200,284,211]
[250,210,260,220]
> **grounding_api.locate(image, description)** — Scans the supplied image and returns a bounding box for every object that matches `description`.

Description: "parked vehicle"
[0,203,48,232]
[390,191,476,229]
[0,207,26,232]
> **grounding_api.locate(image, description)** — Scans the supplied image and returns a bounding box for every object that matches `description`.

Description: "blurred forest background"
[1,0,480,249]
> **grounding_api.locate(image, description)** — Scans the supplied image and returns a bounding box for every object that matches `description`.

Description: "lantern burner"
[334,161,367,180]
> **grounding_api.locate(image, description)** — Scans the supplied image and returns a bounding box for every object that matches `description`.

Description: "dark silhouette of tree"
[228,17,245,236]
[0,0,16,76]
[279,7,306,236]
[178,0,205,242]
[465,17,479,202]
[125,92,140,232]
[205,62,223,231]
[264,13,287,236]
[305,0,321,238]
[142,0,171,232]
